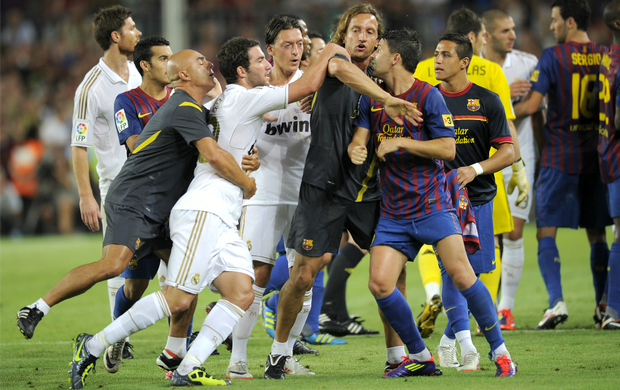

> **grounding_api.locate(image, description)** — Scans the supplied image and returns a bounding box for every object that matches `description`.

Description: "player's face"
[550,6,568,43]
[470,24,487,56]
[246,45,271,88]
[370,39,392,79]
[342,13,379,62]
[434,41,465,81]
[488,17,516,54]
[118,17,142,56]
[269,28,304,74]
[148,45,173,84]
[191,52,215,90]
[307,37,326,67]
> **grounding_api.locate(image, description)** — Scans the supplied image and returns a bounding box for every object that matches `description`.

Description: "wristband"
[470,162,483,176]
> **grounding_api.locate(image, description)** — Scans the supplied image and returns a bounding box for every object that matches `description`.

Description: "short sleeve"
[530,48,554,97]
[423,87,455,139]
[353,95,372,130]
[114,94,142,146]
[486,93,512,145]
[243,85,289,118]
[71,79,98,147]
[171,102,213,145]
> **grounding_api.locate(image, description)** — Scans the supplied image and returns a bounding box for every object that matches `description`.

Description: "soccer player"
[514,0,611,329]
[300,31,326,70]
[432,32,516,374]
[264,3,421,379]
[481,9,546,330]
[596,0,620,330]
[350,28,517,378]
[16,4,141,342]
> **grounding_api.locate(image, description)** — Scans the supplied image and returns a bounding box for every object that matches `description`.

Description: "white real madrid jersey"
[173,83,289,227]
[244,69,311,205]
[71,58,141,196]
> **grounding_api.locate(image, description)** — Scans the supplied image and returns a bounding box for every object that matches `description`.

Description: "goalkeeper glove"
[508,158,528,208]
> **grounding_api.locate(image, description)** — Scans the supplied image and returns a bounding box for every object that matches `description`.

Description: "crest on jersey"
[74,121,89,142]
[246,240,252,250]
[128,257,138,270]
[191,273,201,285]
[467,99,480,112]
[531,70,539,82]
[115,109,128,132]
[135,238,141,250]
[302,239,313,251]
[458,195,468,210]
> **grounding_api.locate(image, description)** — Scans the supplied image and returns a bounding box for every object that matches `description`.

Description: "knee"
[291,269,315,292]
[124,279,149,301]
[368,278,392,299]
[166,294,193,314]
[99,257,128,280]
[239,288,255,310]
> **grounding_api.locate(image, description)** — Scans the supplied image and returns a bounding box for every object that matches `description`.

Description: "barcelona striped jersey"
[445,169,480,255]
[598,43,620,183]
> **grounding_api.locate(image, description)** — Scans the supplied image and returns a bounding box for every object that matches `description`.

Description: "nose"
[136,28,142,37]
[206,61,213,71]
[292,43,299,55]
[509,30,516,40]
[265,61,272,71]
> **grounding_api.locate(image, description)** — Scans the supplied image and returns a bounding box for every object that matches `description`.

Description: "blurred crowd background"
[0,0,611,236]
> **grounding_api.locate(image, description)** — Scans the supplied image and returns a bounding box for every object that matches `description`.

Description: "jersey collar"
[98,57,132,85]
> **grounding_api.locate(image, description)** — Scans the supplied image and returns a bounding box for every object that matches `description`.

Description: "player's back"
[598,44,620,183]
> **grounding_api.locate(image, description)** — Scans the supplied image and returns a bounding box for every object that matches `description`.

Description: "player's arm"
[114,95,142,153]
[507,119,521,161]
[125,135,140,152]
[377,137,455,162]
[71,146,101,231]
[348,126,371,165]
[456,142,514,190]
[194,137,257,199]
[513,90,544,118]
[532,110,545,158]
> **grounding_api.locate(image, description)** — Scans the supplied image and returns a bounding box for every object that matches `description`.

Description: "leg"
[498,217,526,330]
[603,217,620,328]
[587,227,609,305]
[381,263,407,371]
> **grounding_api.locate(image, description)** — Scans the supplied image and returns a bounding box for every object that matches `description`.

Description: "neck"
[140,78,169,100]
[381,68,414,96]
[269,63,296,86]
[102,47,130,82]
[482,47,507,67]
[440,72,470,93]
[352,56,371,72]
[174,84,207,105]
[565,29,590,44]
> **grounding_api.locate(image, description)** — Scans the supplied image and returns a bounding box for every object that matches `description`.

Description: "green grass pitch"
[1,224,619,389]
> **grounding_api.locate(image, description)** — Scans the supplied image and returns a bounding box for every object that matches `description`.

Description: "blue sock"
[376,288,426,355]
[307,270,324,333]
[441,270,470,335]
[113,284,137,319]
[185,316,194,350]
[265,253,290,294]
[460,279,504,355]
[607,243,620,316]
[538,236,563,307]
[590,242,609,304]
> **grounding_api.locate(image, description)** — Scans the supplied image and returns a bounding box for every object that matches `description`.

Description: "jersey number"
[599,73,611,104]
[571,73,597,119]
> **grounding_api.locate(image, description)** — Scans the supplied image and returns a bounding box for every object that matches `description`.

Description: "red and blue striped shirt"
[598,44,620,183]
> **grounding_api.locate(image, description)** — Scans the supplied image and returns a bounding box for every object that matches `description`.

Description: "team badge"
[458,195,468,210]
[74,121,89,142]
[302,239,313,251]
[135,238,141,250]
[531,70,539,82]
[191,273,201,285]
[128,257,138,270]
[442,114,454,127]
[246,240,252,250]
[467,99,480,112]
[115,109,128,132]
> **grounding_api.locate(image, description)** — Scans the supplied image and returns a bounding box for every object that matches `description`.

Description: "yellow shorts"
[493,170,514,235]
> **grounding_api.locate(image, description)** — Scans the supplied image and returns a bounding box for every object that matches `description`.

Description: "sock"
[165,336,187,358]
[31,298,50,316]
[418,245,442,303]
[86,331,111,358]
[441,269,470,335]
[271,340,288,356]
[386,346,406,364]
[322,243,364,321]
[479,242,502,304]
[460,279,504,357]
[538,236,563,307]
[444,319,456,339]
[376,288,426,355]
[185,315,194,350]
[590,242,609,305]
[287,290,312,355]
[230,285,264,363]
[178,299,243,375]
[491,342,511,361]
[113,285,137,319]
[307,271,324,334]
[607,243,620,316]
[455,330,475,355]
[498,238,524,311]
[107,276,125,321]
[410,348,432,362]
[267,292,279,313]
[440,334,456,346]
[157,262,168,290]
[265,252,290,295]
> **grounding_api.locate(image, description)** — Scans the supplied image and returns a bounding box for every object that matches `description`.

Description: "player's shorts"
[536,167,612,229]
[606,176,620,219]
[288,182,380,257]
[120,254,161,280]
[371,209,462,260]
[102,201,172,260]
[467,200,495,274]
[100,196,108,235]
[165,209,254,295]
[502,141,536,222]
[239,204,297,267]
[493,171,514,235]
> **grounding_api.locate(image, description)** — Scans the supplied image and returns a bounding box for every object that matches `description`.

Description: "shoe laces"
[110,340,124,360]
[496,355,512,372]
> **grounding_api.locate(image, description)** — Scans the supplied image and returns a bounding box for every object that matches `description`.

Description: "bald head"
[167,49,199,86]
[605,0,620,32]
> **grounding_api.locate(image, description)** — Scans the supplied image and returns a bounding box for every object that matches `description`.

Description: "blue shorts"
[371,209,461,260]
[120,253,161,280]
[466,200,495,274]
[536,167,612,229]
[607,176,620,219]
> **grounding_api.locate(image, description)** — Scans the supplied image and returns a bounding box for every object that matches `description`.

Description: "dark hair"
[481,10,511,34]
[133,36,170,77]
[265,15,303,45]
[92,5,132,51]
[308,31,323,40]
[551,0,591,31]
[331,3,384,45]
[380,29,422,73]
[446,8,482,36]
[217,37,260,85]
[438,32,473,61]
[604,0,620,32]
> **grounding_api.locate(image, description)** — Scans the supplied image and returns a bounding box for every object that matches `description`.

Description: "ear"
[111,30,122,44]
[614,19,620,30]
[140,60,150,74]
[461,56,470,70]
[566,16,576,30]
[467,31,476,44]
[392,52,401,67]
[266,44,275,57]
[179,70,190,81]
[237,65,247,80]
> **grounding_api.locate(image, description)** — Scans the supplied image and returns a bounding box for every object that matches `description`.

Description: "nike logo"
[74,340,85,362]
[485,322,497,331]
[445,306,457,313]
[138,112,151,118]
[371,107,384,112]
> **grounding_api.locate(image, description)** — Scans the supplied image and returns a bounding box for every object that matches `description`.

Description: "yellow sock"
[479,243,502,304]
[417,245,442,302]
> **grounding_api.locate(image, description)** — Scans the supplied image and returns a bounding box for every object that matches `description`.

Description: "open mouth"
[357,44,366,51]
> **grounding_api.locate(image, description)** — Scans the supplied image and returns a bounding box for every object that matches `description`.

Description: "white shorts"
[502,127,536,222]
[166,209,254,295]
[239,204,297,267]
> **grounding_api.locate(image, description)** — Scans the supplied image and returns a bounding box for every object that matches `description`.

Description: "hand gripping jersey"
[598,44,620,183]
[530,41,607,174]
[244,69,311,205]
[353,79,455,219]
[173,84,288,227]
[445,169,480,255]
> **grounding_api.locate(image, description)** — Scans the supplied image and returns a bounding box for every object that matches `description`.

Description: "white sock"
[455,330,476,355]
[157,261,168,290]
[287,289,312,355]
[165,336,187,358]
[30,298,50,316]
[498,238,524,311]
[107,276,125,321]
[424,282,441,303]
[492,342,511,361]
[410,347,432,362]
[440,334,456,347]
[386,346,406,364]
[178,299,243,375]
[271,340,288,356]
[86,331,110,358]
[230,285,264,364]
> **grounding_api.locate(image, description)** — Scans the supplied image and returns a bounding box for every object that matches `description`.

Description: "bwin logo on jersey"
[265,120,310,136]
